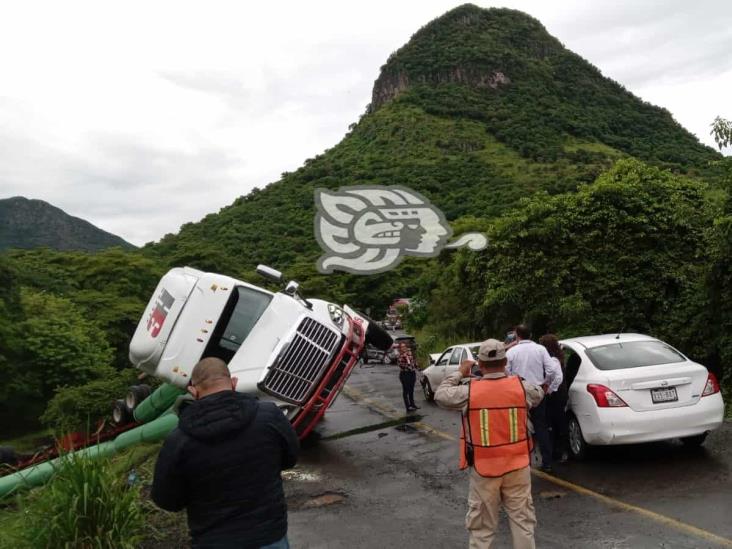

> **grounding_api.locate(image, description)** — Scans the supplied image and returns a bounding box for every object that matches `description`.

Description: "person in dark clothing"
[539,334,569,463]
[152,357,299,549]
[507,324,562,472]
[397,342,419,413]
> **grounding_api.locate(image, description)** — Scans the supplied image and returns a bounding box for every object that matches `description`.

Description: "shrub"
[25,453,143,548]
[41,369,142,435]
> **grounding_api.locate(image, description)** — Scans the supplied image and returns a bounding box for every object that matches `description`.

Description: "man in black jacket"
[152,357,299,549]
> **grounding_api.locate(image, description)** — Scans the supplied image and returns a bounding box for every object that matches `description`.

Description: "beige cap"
[478,338,506,362]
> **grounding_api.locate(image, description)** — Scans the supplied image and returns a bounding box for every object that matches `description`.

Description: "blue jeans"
[261,536,289,549]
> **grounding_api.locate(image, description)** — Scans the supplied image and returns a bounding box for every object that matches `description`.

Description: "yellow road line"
[341,385,732,548]
[531,469,732,548]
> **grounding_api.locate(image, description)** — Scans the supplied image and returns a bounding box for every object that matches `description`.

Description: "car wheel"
[568,415,590,460]
[422,379,435,402]
[681,433,708,447]
[125,384,151,411]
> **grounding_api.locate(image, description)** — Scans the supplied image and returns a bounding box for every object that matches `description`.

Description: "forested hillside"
[0,197,135,252]
[148,5,720,311]
[1,4,729,437]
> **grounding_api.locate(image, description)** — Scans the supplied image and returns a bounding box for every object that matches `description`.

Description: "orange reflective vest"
[460,375,532,477]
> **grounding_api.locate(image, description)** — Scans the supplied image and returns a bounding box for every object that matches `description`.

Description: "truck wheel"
[361,313,393,351]
[125,384,152,411]
[0,446,17,466]
[112,399,133,425]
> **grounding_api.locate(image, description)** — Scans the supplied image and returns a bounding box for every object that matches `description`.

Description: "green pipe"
[0,413,179,499]
[114,412,178,450]
[133,383,185,423]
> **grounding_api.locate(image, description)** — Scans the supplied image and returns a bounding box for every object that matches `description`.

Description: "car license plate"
[651,387,678,403]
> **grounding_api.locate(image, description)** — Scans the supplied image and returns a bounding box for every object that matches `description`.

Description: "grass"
[26,453,143,548]
[0,442,181,549]
[0,428,53,453]
[562,137,624,156]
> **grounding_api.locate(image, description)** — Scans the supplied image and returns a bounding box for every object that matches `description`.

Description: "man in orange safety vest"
[435,338,544,549]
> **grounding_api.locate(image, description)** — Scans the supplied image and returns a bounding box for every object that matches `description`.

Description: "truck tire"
[0,446,17,466]
[112,399,133,425]
[125,384,152,411]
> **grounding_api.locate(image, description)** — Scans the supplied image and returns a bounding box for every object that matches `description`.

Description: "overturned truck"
[129,264,392,438]
[0,265,391,498]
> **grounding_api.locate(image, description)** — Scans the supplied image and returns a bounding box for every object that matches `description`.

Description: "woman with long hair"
[397,342,419,413]
[539,334,569,462]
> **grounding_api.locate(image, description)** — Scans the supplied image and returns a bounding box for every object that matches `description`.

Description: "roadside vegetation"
[0,444,187,549]
[1,452,143,548]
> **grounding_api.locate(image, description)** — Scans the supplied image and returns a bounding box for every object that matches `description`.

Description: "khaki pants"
[465,466,536,549]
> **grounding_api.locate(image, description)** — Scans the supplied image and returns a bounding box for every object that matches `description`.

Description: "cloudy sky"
[1,0,731,246]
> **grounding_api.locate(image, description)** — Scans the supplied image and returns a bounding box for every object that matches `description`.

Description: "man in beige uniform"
[435,339,544,549]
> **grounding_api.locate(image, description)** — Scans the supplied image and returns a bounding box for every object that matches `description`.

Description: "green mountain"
[149,4,720,303]
[0,196,135,252]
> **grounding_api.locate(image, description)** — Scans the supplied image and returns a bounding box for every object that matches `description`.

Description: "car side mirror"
[429,357,435,365]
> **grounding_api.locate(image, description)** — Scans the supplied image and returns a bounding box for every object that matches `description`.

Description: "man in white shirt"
[506,325,563,472]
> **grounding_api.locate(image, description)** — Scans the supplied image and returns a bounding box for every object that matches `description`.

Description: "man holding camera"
[435,339,543,549]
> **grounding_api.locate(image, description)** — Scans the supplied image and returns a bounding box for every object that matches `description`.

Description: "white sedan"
[561,333,725,459]
[420,342,481,401]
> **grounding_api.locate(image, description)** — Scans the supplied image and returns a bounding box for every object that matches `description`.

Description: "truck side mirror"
[256,265,283,283]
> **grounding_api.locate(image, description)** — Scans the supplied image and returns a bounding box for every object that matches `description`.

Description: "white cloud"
[0,0,730,245]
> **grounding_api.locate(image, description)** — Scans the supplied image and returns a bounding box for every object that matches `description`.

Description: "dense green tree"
[0,289,115,436]
[426,159,720,372]
[706,125,732,386]
[5,248,164,370]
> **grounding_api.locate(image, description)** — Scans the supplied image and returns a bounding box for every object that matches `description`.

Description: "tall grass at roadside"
[24,452,143,548]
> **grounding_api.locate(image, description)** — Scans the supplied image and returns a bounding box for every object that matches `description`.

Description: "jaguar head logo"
[314,185,486,274]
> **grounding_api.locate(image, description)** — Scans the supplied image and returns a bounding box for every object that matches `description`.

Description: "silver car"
[420,342,481,401]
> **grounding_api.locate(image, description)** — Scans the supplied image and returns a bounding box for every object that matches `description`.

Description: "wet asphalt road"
[285,359,731,549]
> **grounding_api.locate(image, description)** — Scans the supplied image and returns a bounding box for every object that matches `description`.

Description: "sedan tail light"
[587,384,628,407]
[702,373,720,397]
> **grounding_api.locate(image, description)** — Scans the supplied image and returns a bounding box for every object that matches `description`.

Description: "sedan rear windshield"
[585,340,686,370]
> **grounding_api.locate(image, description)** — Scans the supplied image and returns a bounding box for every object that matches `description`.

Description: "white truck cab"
[129,265,391,438]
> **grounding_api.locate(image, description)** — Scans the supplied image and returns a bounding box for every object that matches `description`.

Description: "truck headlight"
[327,304,345,328]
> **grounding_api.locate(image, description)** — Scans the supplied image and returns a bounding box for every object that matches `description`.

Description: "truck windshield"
[206,286,272,360]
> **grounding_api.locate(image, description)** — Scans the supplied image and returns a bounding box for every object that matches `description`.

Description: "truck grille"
[261,317,341,404]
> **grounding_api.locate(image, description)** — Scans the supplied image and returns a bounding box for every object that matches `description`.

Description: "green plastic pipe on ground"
[0,386,183,500]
